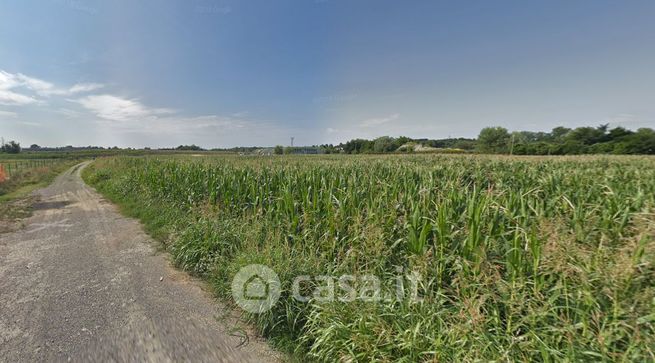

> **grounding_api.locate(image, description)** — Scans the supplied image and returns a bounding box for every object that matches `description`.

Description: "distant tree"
[393,136,412,150]
[513,131,544,144]
[331,124,652,156]
[559,140,587,154]
[319,144,337,154]
[588,142,615,154]
[1,140,21,154]
[30,144,41,150]
[373,136,396,153]
[550,126,572,141]
[342,139,373,154]
[274,145,284,155]
[451,139,477,150]
[176,144,203,151]
[607,127,633,140]
[566,126,606,145]
[615,128,655,154]
[477,127,510,153]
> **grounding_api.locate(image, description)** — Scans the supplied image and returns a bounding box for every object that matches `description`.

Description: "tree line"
[4,124,654,155]
[0,140,21,154]
[338,124,655,155]
[478,125,655,155]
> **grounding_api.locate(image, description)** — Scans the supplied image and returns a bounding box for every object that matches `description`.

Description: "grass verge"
[0,161,78,233]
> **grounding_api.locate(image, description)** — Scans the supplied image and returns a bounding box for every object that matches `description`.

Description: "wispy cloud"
[74,93,252,135]
[0,110,18,118]
[0,71,39,105]
[360,113,400,128]
[0,70,103,105]
[74,94,174,122]
[2,68,284,147]
[0,90,38,105]
[16,72,104,96]
[57,82,104,96]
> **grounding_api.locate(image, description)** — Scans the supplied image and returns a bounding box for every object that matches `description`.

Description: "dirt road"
[0,163,277,362]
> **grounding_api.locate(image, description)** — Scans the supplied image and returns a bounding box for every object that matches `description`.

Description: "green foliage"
[86,154,655,361]
[1,140,21,154]
[477,126,510,153]
[373,136,396,153]
[274,145,284,155]
[342,138,374,154]
[339,125,654,155]
[343,136,419,154]
[175,144,204,151]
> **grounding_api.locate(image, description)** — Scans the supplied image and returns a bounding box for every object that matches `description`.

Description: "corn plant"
[86,154,655,361]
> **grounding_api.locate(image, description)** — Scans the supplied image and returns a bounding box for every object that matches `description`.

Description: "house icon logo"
[244,274,269,300]
[231,264,281,313]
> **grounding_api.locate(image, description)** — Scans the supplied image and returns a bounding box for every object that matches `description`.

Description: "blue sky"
[1,0,654,148]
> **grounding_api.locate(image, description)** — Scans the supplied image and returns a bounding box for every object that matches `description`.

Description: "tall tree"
[477,127,510,153]
[1,140,21,154]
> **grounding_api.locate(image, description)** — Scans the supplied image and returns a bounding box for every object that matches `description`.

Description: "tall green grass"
[85,155,655,361]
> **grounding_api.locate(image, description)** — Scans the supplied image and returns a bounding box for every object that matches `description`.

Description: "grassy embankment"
[84,154,655,361]
[0,159,78,232]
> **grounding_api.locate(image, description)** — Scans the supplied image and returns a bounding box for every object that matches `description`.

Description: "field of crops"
[85,154,655,361]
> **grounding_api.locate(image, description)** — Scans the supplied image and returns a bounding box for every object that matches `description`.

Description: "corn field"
[86,154,655,361]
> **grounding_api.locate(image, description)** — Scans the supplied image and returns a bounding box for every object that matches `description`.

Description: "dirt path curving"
[0,162,277,362]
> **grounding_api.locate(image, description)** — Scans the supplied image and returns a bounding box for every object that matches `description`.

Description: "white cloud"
[360,113,400,128]
[75,94,173,122]
[0,70,19,89]
[74,94,254,137]
[1,69,288,148]
[0,71,39,105]
[14,73,54,94]
[0,70,103,105]
[67,83,104,94]
[0,90,38,105]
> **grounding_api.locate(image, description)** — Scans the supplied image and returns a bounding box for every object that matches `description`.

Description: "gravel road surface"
[0,162,277,362]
